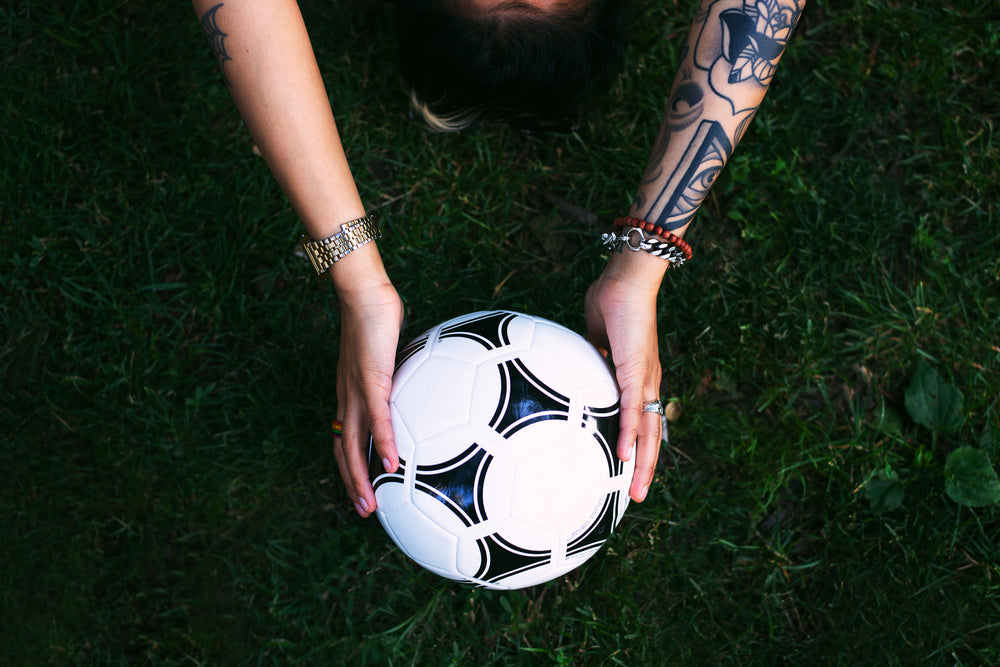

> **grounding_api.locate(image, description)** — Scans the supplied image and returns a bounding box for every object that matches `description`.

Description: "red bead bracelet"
[613,217,693,261]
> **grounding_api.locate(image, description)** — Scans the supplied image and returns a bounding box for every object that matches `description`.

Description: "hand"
[585,250,668,503]
[332,273,404,518]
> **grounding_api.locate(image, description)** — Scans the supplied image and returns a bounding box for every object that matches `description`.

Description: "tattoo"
[732,108,757,145]
[641,120,733,231]
[636,112,671,193]
[634,0,802,228]
[200,3,231,84]
[635,71,706,199]
[695,0,804,115]
[666,73,705,133]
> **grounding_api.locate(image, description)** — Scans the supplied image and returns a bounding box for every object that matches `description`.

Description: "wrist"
[327,242,394,304]
[300,213,382,280]
[601,246,670,289]
[601,216,692,279]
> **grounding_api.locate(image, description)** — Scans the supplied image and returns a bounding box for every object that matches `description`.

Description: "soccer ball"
[368,310,635,589]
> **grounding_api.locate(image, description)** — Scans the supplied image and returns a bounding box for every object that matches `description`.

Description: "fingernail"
[637,484,649,502]
[358,496,370,513]
[354,501,365,515]
[382,457,392,472]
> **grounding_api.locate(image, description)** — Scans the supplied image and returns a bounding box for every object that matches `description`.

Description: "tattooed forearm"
[200,3,232,84]
[640,120,733,230]
[632,0,804,231]
[634,68,706,203]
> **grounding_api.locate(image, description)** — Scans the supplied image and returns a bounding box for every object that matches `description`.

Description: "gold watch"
[299,215,381,277]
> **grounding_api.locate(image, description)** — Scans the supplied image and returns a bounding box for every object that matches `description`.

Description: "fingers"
[616,384,641,465]
[332,403,376,517]
[333,388,399,518]
[618,385,661,503]
[343,427,376,517]
[330,285,404,517]
[331,419,352,504]
[629,403,661,503]
[367,393,398,476]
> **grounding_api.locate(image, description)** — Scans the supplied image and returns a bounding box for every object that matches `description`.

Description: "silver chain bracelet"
[601,227,689,267]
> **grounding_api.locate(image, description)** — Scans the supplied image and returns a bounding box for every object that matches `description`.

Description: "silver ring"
[641,400,664,415]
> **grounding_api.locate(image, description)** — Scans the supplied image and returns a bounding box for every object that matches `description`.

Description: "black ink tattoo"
[644,120,733,231]
[733,108,757,145]
[200,3,232,85]
[636,71,706,203]
[635,0,802,227]
[666,78,705,133]
[638,111,672,191]
[695,0,803,114]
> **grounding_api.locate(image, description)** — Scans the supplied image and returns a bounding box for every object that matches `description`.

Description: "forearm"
[630,0,805,237]
[194,0,383,288]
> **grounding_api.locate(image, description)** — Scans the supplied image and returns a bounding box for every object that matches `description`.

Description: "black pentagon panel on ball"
[582,400,622,477]
[474,533,552,586]
[413,443,492,527]
[565,491,621,557]
[490,358,572,438]
[394,332,430,371]
[438,311,517,350]
[369,440,406,491]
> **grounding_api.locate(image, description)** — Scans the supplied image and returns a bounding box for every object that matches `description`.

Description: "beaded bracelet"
[612,217,693,262]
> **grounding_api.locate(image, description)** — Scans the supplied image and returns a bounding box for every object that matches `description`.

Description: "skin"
[194,0,804,516]
[193,0,402,517]
[585,248,667,502]
[598,0,805,501]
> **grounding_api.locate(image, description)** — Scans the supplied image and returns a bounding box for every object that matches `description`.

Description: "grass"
[2,0,999,663]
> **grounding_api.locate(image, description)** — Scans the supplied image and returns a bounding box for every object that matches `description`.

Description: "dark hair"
[394,0,631,131]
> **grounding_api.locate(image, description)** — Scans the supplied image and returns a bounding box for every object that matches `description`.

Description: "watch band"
[299,215,381,277]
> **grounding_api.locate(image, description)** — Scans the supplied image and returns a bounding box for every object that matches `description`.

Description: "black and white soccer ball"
[368,311,635,590]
